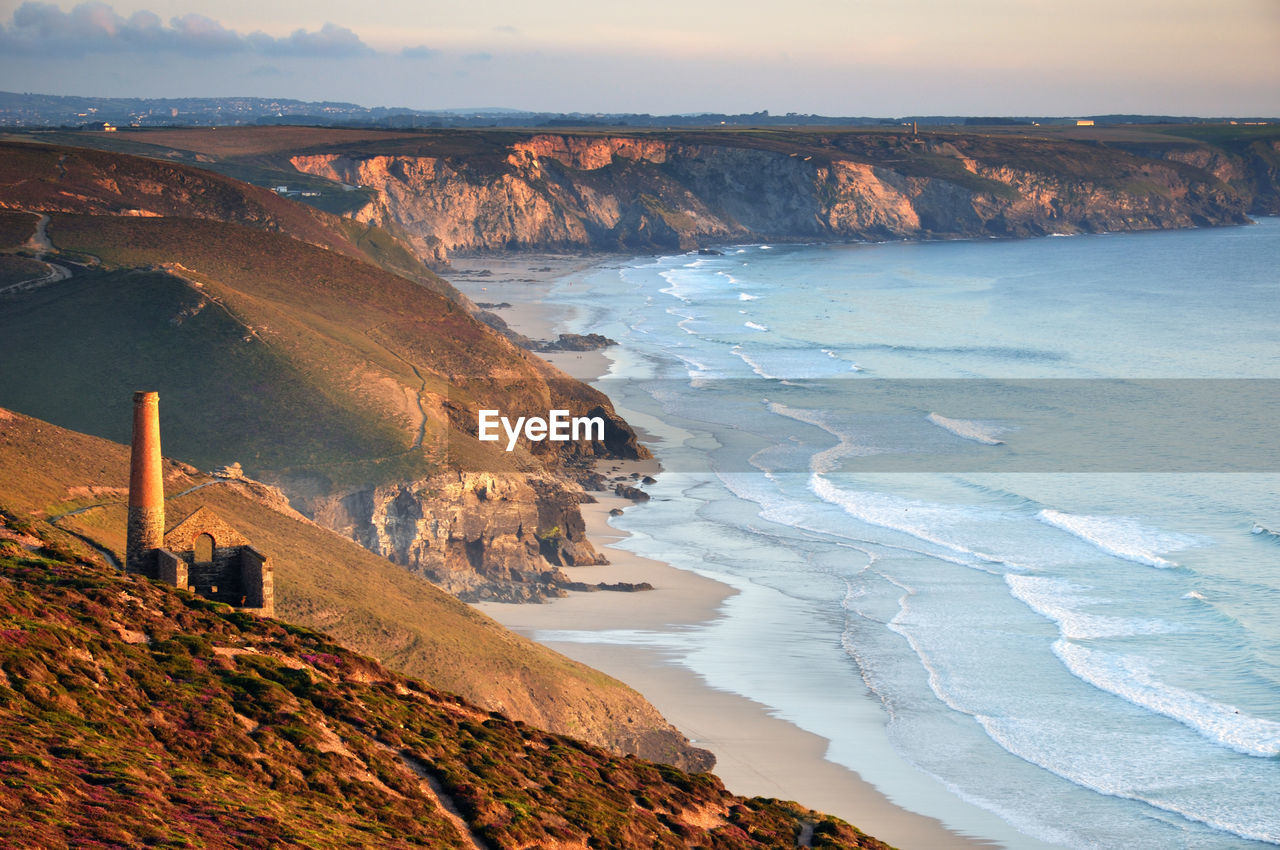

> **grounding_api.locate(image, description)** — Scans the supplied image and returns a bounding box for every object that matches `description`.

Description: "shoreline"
[452,252,1002,850]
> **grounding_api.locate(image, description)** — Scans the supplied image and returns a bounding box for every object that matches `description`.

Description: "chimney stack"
[125,391,164,576]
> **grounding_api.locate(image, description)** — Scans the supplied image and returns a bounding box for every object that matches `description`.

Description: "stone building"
[124,391,274,616]
[157,506,274,616]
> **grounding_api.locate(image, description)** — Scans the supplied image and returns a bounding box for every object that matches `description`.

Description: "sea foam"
[1005,575,1182,640]
[1053,640,1280,758]
[926,412,1009,445]
[1036,509,1198,568]
[810,474,1027,569]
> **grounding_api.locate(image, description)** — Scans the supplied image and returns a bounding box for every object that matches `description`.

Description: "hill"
[286,126,1274,262]
[0,506,887,848]
[0,141,645,602]
[16,124,1276,264]
[0,406,706,770]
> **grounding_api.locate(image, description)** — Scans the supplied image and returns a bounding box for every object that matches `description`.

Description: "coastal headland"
[3,124,1278,847]
[14,122,1274,267]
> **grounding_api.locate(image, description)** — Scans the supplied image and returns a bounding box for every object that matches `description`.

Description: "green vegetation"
[1148,123,1280,146]
[0,408,688,767]
[0,508,888,848]
[0,255,49,286]
[0,141,634,494]
[0,209,37,249]
[0,265,406,478]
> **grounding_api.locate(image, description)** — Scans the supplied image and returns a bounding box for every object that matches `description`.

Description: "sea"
[534,218,1280,848]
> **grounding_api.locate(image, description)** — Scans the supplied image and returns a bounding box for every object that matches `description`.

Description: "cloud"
[400,45,440,60]
[166,13,243,54]
[0,1,371,57]
[255,22,370,57]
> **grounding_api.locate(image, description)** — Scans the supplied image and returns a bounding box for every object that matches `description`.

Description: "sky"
[1,0,1277,116]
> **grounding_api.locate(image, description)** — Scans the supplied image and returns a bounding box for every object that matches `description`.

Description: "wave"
[975,710,1280,844]
[738,292,759,301]
[744,321,769,331]
[1053,640,1280,758]
[1006,575,1182,640]
[1250,523,1280,540]
[1036,509,1199,568]
[810,474,1029,569]
[821,349,863,371]
[847,342,1066,362]
[766,404,882,473]
[734,346,780,381]
[926,412,1009,445]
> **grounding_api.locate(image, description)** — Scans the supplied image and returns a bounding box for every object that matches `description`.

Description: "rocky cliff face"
[290,131,1257,262]
[311,471,613,603]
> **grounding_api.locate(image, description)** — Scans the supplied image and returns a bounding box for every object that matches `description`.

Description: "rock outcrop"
[539,332,616,352]
[311,471,610,602]
[289,131,1262,263]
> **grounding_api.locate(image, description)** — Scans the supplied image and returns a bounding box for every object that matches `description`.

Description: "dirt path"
[365,325,430,450]
[368,741,491,850]
[26,211,53,253]
[0,211,72,296]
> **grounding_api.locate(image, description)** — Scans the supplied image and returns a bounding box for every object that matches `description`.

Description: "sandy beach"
[451,253,999,849]
[447,252,615,383]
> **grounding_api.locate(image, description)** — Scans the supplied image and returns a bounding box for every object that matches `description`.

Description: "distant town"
[1,91,1274,130]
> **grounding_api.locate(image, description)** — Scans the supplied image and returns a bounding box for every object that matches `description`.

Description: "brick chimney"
[125,391,164,576]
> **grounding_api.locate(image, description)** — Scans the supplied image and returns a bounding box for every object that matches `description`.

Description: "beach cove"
[454,221,1280,850]
[454,254,1024,849]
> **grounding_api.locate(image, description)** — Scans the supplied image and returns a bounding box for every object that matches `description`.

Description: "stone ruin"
[123,391,274,616]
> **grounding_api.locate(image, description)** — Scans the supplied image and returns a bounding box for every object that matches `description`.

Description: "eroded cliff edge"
[311,471,611,603]
[288,129,1273,263]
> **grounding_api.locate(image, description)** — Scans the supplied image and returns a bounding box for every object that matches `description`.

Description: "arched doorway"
[194,533,215,563]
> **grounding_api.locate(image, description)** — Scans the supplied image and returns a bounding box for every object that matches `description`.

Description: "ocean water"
[538,220,1280,848]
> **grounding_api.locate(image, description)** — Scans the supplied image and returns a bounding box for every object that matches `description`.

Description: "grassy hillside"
[0,509,886,848]
[0,266,406,478]
[0,142,641,495]
[0,139,465,297]
[0,406,703,768]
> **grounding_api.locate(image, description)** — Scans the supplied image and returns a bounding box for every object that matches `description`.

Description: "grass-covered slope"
[0,512,887,848]
[0,142,642,496]
[0,139,430,282]
[0,264,406,480]
[0,407,701,768]
[0,138,645,601]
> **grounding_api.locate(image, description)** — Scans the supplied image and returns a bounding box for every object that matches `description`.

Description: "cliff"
[312,471,611,602]
[0,141,648,603]
[286,129,1265,262]
[0,508,886,848]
